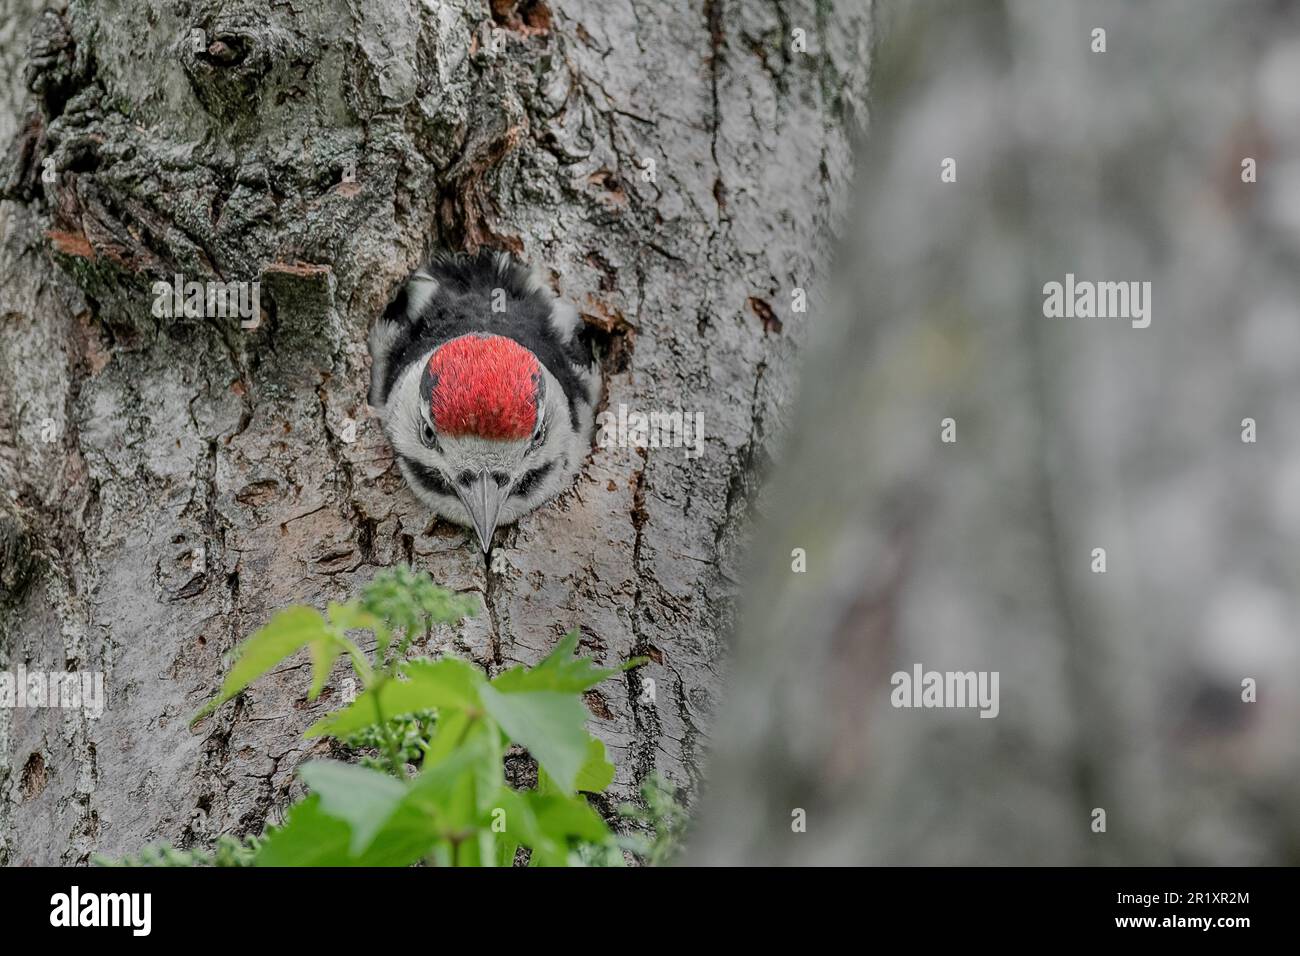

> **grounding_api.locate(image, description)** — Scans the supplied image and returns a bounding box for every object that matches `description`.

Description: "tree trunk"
[691,0,1300,865]
[0,0,870,863]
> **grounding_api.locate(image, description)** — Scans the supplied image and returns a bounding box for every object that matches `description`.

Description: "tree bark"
[0,0,869,863]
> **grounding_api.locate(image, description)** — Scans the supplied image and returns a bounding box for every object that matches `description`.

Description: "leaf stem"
[370,677,405,778]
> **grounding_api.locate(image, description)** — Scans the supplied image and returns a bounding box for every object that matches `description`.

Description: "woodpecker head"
[388,332,579,551]
[371,250,602,552]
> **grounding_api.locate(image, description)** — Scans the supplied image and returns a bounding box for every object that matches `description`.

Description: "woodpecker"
[368,250,601,552]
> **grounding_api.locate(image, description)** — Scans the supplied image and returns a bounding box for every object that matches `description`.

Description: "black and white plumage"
[368,250,601,552]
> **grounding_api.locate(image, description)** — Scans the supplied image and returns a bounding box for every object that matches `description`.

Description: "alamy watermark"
[1,665,105,719]
[1042,273,1151,329]
[50,887,150,936]
[890,663,999,718]
[595,403,704,459]
[152,273,261,328]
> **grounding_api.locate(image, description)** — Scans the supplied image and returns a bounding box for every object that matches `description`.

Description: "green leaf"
[497,833,520,867]
[305,657,485,739]
[480,684,591,792]
[491,631,623,694]
[538,735,612,794]
[307,639,339,702]
[369,732,499,861]
[489,788,613,867]
[400,658,485,710]
[298,760,406,854]
[254,792,430,867]
[328,601,386,667]
[326,601,381,633]
[191,606,328,725]
[572,737,616,793]
[422,708,472,767]
[254,796,356,867]
[531,793,610,844]
[489,787,553,862]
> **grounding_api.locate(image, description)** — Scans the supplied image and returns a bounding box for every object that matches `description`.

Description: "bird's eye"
[420,420,438,449]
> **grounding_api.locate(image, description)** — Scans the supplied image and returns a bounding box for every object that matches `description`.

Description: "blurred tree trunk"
[0,0,869,863]
[692,0,1300,865]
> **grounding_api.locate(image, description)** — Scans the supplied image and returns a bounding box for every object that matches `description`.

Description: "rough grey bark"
[692,0,1300,865]
[0,0,870,863]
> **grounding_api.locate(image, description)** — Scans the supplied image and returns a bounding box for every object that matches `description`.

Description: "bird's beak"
[456,472,505,553]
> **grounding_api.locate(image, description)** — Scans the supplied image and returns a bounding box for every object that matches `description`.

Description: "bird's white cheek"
[497,498,527,526]
[386,426,430,463]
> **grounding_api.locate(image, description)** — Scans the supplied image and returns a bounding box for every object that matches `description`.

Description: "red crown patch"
[424,334,541,440]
